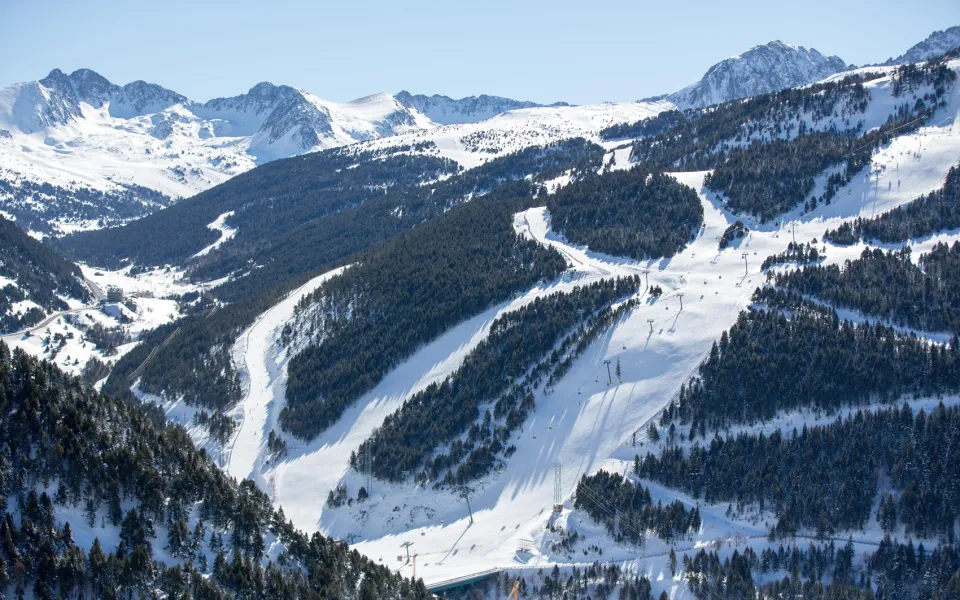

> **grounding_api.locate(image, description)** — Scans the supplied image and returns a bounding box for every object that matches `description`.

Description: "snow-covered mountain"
[882,25,960,65]
[394,91,563,124]
[665,41,851,108]
[0,69,555,233]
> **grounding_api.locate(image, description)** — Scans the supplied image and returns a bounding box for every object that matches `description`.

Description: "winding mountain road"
[0,276,107,340]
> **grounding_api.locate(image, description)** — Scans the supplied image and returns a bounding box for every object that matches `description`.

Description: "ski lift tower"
[400,541,414,564]
[553,462,563,512]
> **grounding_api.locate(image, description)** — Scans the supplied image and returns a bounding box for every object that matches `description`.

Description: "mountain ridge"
[1,27,954,236]
[881,24,960,65]
[0,68,571,232]
[664,40,852,108]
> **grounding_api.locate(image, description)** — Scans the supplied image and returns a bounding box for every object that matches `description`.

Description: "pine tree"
[647,422,660,442]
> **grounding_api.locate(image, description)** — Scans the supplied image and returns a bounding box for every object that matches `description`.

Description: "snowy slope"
[213,65,960,595]
[355,99,675,170]
[665,41,850,109]
[224,266,348,481]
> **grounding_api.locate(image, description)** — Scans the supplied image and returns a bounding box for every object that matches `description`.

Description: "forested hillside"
[615,73,878,168]
[355,277,642,485]
[767,244,960,334]
[0,216,90,333]
[197,138,602,302]
[682,540,960,600]
[708,59,954,221]
[659,304,960,432]
[638,402,960,537]
[100,140,602,429]
[56,146,461,270]
[282,184,568,440]
[0,178,171,236]
[546,168,703,260]
[0,342,431,598]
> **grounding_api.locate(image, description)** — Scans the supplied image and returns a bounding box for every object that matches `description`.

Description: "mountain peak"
[246,81,289,96]
[44,68,68,80]
[882,25,960,65]
[669,41,850,109]
[39,68,72,92]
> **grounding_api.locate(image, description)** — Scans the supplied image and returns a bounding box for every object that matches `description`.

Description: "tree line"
[637,402,960,538]
[0,341,431,598]
[767,244,960,334]
[353,277,642,485]
[574,470,701,545]
[546,168,704,260]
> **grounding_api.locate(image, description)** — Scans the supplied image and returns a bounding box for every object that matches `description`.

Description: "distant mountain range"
[2,67,551,162]
[0,25,956,234]
[0,70,564,232]
[395,91,568,124]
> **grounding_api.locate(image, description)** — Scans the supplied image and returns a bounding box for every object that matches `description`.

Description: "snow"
[5,58,957,595]
[668,40,849,109]
[605,146,635,172]
[207,83,960,592]
[80,263,213,299]
[192,210,237,258]
[224,265,349,482]
[2,309,121,376]
[351,100,676,171]
[1,264,221,377]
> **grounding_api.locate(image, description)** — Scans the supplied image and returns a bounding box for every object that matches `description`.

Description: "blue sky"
[1,0,957,105]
